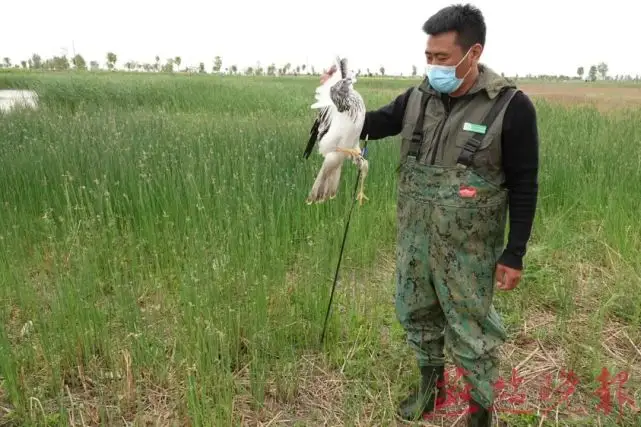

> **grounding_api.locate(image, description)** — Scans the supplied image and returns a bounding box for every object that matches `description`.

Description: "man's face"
[425,31,482,79]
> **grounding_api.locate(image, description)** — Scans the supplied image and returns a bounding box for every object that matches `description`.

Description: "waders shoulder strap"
[407,91,431,158]
[456,88,518,168]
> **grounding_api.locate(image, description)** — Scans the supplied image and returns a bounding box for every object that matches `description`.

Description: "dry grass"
[518,82,641,111]
[9,292,636,427]
[223,309,641,427]
[356,79,641,113]
[225,245,641,427]
[233,354,348,426]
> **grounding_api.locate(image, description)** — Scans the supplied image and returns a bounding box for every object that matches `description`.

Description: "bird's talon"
[356,192,369,206]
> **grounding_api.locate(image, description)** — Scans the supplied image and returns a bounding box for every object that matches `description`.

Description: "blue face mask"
[426,49,473,94]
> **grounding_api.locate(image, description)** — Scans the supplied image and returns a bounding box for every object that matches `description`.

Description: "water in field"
[0,89,38,112]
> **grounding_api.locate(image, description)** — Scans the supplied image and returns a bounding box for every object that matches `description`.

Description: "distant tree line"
[576,63,613,81]
[1,53,639,82]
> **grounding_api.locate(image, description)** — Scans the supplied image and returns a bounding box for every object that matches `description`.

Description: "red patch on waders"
[459,185,477,198]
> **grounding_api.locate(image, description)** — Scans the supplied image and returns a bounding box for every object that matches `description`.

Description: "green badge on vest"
[463,122,487,134]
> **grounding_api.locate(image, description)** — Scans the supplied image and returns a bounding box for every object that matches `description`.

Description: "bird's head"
[336,57,356,86]
[333,76,354,93]
[322,58,356,88]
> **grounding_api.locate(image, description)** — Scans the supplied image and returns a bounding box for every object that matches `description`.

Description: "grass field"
[0,70,640,426]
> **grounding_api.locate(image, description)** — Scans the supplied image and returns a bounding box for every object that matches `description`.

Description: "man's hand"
[495,263,521,291]
[320,65,337,84]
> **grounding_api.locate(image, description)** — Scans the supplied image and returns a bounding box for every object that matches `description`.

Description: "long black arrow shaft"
[320,136,369,346]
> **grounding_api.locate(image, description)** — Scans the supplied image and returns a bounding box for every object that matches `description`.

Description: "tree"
[412,65,417,76]
[21,60,27,69]
[199,62,205,73]
[29,54,42,69]
[597,62,608,80]
[588,65,597,82]
[56,56,70,70]
[72,54,87,70]
[162,58,174,73]
[577,66,584,79]
[230,64,237,74]
[90,60,100,71]
[379,66,385,76]
[43,56,70,70]
[106,52,117,70]
[174,56,181,70]
[2,57,10,68]
[213,56,223,73]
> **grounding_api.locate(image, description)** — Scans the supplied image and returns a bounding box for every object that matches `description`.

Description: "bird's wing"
[303,106,332,159]
[304,58,344,159]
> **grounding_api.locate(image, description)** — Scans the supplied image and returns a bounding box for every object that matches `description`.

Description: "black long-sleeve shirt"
[360,87,539,270]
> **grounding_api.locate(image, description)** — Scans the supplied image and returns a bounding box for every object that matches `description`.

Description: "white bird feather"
[303,56,368,205]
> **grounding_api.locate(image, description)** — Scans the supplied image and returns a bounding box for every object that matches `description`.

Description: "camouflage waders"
[394,65,518,420]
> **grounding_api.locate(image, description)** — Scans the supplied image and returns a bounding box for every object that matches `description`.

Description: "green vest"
[399,64,518,187]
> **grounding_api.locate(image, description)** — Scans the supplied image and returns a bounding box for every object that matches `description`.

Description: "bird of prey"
[303,56,368,205]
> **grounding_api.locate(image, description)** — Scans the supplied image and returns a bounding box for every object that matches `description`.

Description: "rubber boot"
[468,399,492,427]
[397,364,445,421]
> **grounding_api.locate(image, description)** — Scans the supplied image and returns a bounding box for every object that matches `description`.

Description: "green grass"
[0,71,640,426]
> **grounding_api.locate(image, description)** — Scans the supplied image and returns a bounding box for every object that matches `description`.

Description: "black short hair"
[422,3,486,51]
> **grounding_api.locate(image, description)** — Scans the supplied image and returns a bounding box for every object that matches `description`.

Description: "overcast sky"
[3,0,638,77]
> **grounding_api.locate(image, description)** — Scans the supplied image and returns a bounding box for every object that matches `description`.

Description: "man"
[321,4,539,426]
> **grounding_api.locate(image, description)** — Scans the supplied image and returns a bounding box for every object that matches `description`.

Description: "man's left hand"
[320,65,337,84]
[495,263,521,291]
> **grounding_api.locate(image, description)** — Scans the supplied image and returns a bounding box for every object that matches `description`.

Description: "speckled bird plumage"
[303,56,369,205]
